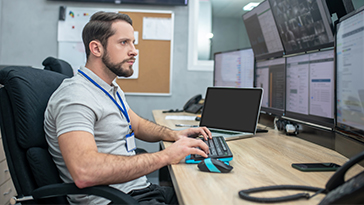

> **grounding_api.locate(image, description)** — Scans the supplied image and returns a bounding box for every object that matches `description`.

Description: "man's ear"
[89,40,104,58]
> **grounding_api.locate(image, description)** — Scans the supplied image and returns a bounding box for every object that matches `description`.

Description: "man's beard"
[102,51,134,77]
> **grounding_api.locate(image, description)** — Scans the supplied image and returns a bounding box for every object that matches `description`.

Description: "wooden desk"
[152,110,364,205]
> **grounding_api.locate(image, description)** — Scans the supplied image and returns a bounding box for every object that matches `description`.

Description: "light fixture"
[206,33,214,39]
[243,2,260,11]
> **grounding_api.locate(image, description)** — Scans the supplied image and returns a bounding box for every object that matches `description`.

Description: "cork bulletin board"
[117,11,172,95]
[58,7,173,95]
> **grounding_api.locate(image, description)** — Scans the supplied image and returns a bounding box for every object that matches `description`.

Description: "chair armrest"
[32,183,138,204]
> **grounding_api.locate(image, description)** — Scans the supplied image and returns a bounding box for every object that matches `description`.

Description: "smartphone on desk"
[292,163,341,172]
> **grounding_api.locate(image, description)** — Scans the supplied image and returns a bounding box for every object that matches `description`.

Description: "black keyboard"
[186,136,233,163]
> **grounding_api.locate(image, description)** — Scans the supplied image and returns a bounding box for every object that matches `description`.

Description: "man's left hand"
[175,127,212,141]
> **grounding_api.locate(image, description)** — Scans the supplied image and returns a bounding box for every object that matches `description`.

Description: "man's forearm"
[61,129,210,189]
[129,109,178,142]
[59,131,172,189]
[72,149,170,188]
[134,118,178,142]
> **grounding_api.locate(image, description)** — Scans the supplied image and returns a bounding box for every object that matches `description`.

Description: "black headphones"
[275,118,287,131]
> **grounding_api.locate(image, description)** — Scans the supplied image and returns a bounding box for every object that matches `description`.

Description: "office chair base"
[10,196,34,205]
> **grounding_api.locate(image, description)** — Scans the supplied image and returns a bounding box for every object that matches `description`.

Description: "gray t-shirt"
[44,66,149,204]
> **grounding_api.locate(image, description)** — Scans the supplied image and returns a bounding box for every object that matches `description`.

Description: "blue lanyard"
[78,69,132,131]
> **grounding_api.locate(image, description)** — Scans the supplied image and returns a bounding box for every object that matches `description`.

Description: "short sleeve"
[55,103,96,137]
[49,83,99,137]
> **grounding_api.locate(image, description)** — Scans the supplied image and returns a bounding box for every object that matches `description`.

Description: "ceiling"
[210,0,264,18]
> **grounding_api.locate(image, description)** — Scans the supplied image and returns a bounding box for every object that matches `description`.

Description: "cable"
[239,185,326,203]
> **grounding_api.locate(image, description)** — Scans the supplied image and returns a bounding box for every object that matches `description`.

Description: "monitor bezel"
[285,111,335,128]
[260,107,285,117]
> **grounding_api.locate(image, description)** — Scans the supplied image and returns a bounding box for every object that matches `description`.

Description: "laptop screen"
[200,87,263,133]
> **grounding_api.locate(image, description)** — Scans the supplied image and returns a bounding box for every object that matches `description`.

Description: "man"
[44,11,211,204]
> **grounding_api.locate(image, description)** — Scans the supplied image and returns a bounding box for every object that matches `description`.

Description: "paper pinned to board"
[134,31,139,45]
[142,17,172,40]
[165,116,196,121]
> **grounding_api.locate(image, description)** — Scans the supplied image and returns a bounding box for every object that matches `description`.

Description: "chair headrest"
[42,56,74,77]
[0,66,67,149]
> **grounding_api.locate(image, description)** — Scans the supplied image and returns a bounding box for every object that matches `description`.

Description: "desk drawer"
[0,180,16,204]
[0,160,11,185]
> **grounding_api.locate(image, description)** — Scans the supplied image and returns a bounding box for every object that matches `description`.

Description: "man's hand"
[163,137,209,164]
[175,126,212,141]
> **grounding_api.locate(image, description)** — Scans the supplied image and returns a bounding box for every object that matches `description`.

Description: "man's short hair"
[82,11,133,59]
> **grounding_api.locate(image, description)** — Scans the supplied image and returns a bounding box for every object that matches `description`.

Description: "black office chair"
[0,66,138,204]
[42,56,74,77]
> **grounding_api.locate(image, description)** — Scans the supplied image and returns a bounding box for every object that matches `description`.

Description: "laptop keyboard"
[190,136,233,161]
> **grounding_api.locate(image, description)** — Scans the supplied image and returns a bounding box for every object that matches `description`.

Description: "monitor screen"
[336,8,364,137]
[213,48,254,88]
[285,49,335,127]
[255,57,286,116]
[243,0,285,60]
[269,0,334,55]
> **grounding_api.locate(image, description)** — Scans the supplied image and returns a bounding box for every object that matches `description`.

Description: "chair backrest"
[0,66,69,204]
[42,56,74,77]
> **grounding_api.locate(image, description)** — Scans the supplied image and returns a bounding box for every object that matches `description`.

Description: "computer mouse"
[197,158,233,173]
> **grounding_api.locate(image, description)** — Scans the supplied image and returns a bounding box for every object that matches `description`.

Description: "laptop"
[199,87,263,141]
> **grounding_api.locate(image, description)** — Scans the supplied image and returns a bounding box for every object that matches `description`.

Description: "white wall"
[353,0,364,9]
[211,16,250,56]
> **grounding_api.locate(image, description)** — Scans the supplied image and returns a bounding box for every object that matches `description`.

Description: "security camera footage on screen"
[269,0,334,54]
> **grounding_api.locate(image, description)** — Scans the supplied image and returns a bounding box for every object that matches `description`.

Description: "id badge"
[126,132,136,152]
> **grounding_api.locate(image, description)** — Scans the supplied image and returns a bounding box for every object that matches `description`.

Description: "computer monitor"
[243,0,285,60]
[269,0,334,55]
[213,48,254,88]
[285,49,335,128]
[336,7,364,137]
[255,57,286,116]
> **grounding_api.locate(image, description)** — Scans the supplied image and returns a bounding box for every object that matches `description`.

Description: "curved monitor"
[213,48,255,88]
[285,49,335,128]
[255,57,286,116]
[243,0,285,60]
[336,7,364,137]
[269,0,334,55]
